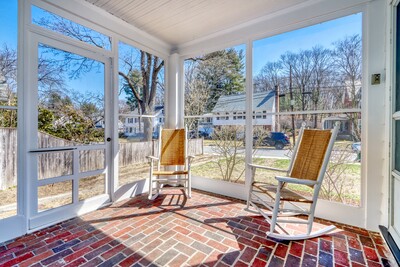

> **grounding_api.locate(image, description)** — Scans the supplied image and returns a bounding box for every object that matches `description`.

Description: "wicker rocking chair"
[147,127,194,200]
[247,123,340,240]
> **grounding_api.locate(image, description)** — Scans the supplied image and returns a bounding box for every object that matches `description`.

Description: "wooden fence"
[0,128,203,189]
[0,128,17,190]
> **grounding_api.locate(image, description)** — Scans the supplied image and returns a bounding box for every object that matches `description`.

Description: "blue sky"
[0,1,18,48]
[252,13,362,75]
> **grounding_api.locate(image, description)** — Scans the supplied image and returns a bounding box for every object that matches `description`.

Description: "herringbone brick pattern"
[0,189,396,266]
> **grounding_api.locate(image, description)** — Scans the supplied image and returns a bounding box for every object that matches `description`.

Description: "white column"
[165,53,181,128]
[177,56,185,128]
[245,40,253,196]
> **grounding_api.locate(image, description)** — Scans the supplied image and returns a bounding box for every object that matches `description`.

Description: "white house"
[212,90,276,130]
[122,105,164,137]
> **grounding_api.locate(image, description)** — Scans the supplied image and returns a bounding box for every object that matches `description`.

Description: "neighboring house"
[322,80,362,140]
[122,105,164,137]
[212,91,276,130]
[322,115,361,140]
[0,76,10,102]
[94,119,124,132]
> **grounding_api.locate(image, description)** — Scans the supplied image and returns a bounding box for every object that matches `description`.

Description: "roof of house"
[120,105,164,117]
[212,91,275,113]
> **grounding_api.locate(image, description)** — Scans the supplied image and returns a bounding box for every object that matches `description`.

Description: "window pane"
[252,14,362,206]
[79,149,105,172]
[0,0,18,219]
[184,45,246,184]
[37,44,105,148]
[79,175,105,201]
[38,180,72,212]
[117,42,165,186]
[38,151,73,180]
[32,5,111,50]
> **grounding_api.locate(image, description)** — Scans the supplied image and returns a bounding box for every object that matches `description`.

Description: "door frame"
[25,31,113,231]
[389,0,400,248]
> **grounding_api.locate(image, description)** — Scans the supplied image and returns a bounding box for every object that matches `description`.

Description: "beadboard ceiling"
[84,0,308,47]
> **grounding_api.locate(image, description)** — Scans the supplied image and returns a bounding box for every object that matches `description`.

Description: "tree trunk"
[143,117,153,141]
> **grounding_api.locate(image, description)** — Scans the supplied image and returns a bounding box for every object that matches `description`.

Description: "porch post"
[165,53,182,129]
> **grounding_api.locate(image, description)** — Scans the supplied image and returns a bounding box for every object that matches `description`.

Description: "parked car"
[351,142,361,162]
[351,142,361,152]
[198,130,212,139]
[254,132,290,149]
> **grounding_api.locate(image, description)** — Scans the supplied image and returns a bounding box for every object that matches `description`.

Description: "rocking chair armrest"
[248,163,287,172]
[187,155,195,167]
[146,156,159,162]
[275,176,318,186]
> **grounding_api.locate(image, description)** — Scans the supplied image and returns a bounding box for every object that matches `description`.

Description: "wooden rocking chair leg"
[148,172,153,200]
[246,167,256,211]
[270,182,283,234]
[188,174,192,198]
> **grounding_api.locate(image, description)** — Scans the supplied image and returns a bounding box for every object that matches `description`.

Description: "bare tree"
[309,46,333,127]
[281,50,315,121]
[184,60,210,133]
[253,62,283,92]
[333,34,362,140]
[211,126,245,182]
[119,51,164,141]
[0,44,17,106]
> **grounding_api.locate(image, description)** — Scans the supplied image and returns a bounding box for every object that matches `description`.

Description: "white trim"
[178,0,370,57]
[17,0,28,236]
[389,0,400,248]
[26,32,112,230]
[0,106,18,110]
[28,24,113,58]
[0,216,26,243]
[114,178,149,202]
[111,36,119,202]
[245,39,253,201]
[363,0,387,231]
[29,194,110,230]
[184,109,362,119]
[192,177,247,200]
[31,0,170,58]
[192,176,365,227]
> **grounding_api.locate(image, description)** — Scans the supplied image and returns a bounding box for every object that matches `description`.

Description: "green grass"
[192,155,361,206]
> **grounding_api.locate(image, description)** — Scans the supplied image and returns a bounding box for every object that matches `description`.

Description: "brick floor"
[0,189,397,266]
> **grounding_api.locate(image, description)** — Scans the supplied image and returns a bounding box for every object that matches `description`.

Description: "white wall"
[363,0,388,230]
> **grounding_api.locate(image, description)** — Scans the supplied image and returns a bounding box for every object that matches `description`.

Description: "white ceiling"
[84,0,308,47]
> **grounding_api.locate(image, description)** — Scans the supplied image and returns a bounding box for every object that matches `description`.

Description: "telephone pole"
[289,66,296,145]
[275,85,280,132]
